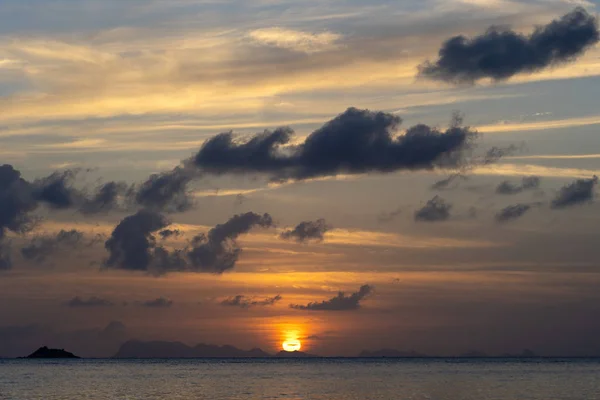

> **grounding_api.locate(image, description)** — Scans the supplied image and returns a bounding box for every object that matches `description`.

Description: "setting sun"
[282,339,302,352]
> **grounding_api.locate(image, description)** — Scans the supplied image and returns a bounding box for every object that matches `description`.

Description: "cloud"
[377,208,403,223]
[142,297,173,308]
[21,229,84,263]
[134,166,197,213]
[0,240,12,271]
[187,212,274,273]
[220,294,282,308]
[431,173,468,190]
[80,181,132,214]
[193,108,477,182]
[280,219,331,243]
[104,211,273,275]
[104,210,171,272]
[66,296,114,307]
[248,27,341,53]
[495,203,533,223]
[496,176,541,195]
[158,229,182,239]
[414,196,452,222]
[420,7,600,84]
[290,285,373,311]
[551,176,598,209]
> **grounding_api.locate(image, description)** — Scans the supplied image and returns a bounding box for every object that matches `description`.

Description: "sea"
[0,358,599,399]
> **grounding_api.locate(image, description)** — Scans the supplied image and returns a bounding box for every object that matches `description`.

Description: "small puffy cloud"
[551,176,598,209]
[280,219,331,243]
[142,297,173,308]
[496,176,541,195]
[495,203,533,223]
[221,294,282,309]
[186,212,274,274]
[290,285,373,311]
[66,296,114,307]
[420,7,600,84]
[414,196,452,222]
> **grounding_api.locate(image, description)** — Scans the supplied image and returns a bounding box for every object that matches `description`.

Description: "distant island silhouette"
[275,350,319,358]
[23,346,80,359]
[113,340,270,358]
[110,340,546,359]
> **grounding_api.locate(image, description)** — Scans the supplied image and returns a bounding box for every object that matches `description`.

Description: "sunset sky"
[2,0,600,358]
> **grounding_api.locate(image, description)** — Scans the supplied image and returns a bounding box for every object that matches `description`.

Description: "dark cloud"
[0,241,12,271]
[193,108,477,181]
[104,210,171,272]
[142,297,173,308]
[80,181,132,214]
[134,166,196,213]
[377,208,403,223]
[105,211,273,275]
[187,212,274,273]
[280,219,331,243]
[66,296,114,307]
[414,196,452,222]
[21,229,84,263]
[0,165,39,238]
[551,176,598,209]
[496,176,541,195]
[431,173,468,190]
[158,229,182,239]
[32,170,81,209]
[420,8,600,84]
[221,294,282,308]
[495,203,533,223]
[290,285,373,311]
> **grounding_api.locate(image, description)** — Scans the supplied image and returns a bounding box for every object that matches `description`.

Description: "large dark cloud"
[551,176,598,209]
[104,211,273,275]
[21,229,84,263]
[290,285,373,311]
[496,176,541,195]
[193,108,477,181]
[187,212,274,273]
[495,203,533,223]
[104,210,171,272]
[221,294,282,308]
[134,166,196,213]
[66,296,114,307]
[420,8,600,84]
[280,219,331,243]
[414,196,452,222]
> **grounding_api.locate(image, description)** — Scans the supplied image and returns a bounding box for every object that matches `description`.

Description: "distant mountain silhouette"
[358,349,428,358]
[113,340,270,358]
[24,346,79,359]
[275,350,318,358]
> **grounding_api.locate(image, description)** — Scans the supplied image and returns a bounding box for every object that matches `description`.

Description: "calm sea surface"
[0,358,599,400]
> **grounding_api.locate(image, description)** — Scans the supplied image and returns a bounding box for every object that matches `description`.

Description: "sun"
[282,338,302,352]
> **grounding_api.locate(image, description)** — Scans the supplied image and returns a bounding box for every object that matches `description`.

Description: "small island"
[24,346,80,359]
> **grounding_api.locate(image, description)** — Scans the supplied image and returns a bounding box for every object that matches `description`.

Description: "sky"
[1,0,600,358]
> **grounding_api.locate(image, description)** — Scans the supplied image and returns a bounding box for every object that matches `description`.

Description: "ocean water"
[0,359,599,400]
